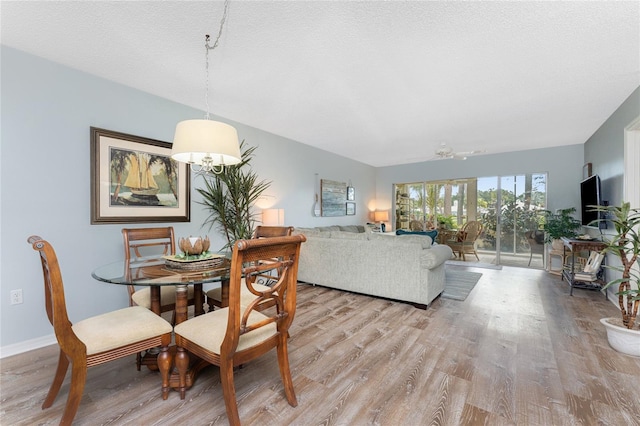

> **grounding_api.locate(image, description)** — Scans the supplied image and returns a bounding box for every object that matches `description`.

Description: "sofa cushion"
[316,226,341,232]
[293,227,322,237]
[330,231,368,240]
[339,225,364,233]
[367,232,433,249]
[421,244,454,268]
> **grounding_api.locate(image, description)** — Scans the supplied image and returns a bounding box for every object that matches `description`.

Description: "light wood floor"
[2,266,639,425]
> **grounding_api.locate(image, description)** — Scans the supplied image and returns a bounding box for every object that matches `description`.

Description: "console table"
[561,237,607,297]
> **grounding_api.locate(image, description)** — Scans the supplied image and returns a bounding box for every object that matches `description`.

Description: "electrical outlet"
[10,289,23,305]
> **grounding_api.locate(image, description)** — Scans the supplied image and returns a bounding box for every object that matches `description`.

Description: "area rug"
[442,269,483,301]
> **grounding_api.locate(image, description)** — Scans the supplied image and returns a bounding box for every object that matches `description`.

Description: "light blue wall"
[375,144,586,217]
[584,86,640,207]
[582,86,640,301]
[0,46,375,350]
[2,45,635,352]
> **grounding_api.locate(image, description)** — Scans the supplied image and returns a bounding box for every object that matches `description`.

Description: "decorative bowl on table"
[164,236,225,270]
[179,236,210,255]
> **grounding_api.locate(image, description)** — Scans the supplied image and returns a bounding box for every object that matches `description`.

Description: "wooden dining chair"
[525,230,545,266]
[122,227,200,315]
[253,225,294,239]
[173,235,306,425]
[123,227,203,369]
[206,226,293,310]
[447,220,484,261]
[28,236,173,426]
[409,220,425,231]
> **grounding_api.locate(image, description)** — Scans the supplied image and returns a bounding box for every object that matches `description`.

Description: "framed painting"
[346,202,356,215]
[321,179,347,217]
[90,127,190,224]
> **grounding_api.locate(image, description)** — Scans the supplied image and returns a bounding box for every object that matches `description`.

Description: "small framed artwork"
[90,127,190,224]
[346,202,356,215]
[347,186,355,201]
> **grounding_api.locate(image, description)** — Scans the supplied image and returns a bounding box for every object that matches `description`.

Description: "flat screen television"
[580,175,602,227]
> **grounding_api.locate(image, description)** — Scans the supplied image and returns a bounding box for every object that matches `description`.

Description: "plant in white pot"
[590,202,640,356]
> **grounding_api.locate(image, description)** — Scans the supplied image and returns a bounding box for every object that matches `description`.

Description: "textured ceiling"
[2,1,639,167]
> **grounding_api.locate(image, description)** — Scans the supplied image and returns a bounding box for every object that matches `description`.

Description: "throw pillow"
[396,229,438,241]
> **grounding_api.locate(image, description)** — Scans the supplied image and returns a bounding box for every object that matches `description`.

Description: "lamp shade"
[262,208,285,226]
[171,119,242,166]
[374,211,389,222]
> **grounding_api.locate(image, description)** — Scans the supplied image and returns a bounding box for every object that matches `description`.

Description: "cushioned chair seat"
[72,306,173,355]
[131,285,195,309]
[206,281,271,308]
[174,307,277,354]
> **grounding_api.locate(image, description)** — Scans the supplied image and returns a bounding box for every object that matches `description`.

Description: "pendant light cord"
[204,0,230,120]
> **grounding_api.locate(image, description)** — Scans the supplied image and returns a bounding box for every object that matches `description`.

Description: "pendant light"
[171,0,241,174]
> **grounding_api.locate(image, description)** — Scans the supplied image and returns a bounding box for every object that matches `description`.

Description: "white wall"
[0,47,375,352]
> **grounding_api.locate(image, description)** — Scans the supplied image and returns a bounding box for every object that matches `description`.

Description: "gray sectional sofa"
[293,226,452,308]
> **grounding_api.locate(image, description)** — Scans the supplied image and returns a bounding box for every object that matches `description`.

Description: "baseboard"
[0,334,56,359]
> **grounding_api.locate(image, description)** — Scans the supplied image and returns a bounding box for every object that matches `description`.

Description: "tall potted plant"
[197,141,271,250]
[590,202,640,356]
[542,207,582,249]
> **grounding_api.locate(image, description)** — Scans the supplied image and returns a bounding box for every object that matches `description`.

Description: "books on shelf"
[573,272,597,282]
[567,252,605,282]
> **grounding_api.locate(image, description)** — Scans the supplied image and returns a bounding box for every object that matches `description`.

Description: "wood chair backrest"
[28,236,83,354]
[253,226,294,239]
[122,227,176,261]
[122,227,176,304]
[460,221,483,242]
[409,220,425,231]
[525,230,545,254]
[223,235,306,355]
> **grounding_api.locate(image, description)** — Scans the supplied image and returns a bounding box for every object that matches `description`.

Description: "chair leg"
[175,347,189,400]
[42,349,69,409]
[276,335,298,407]
[220,359,241,426]
[473,250,479,261]
[157,345,172,401]
[60,358,87,426]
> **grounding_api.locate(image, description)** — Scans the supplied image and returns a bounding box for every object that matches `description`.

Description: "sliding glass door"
[496,174,547,267]
[394,172,547,268]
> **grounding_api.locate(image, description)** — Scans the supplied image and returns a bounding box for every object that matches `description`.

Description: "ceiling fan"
[433,143,484,160]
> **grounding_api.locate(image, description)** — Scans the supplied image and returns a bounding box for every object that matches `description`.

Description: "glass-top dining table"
[92,255,232,318]
[91,254,233,397]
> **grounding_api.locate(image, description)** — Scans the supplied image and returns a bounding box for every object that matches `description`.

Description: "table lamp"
[374,211,389,232]
[262,208,285,226]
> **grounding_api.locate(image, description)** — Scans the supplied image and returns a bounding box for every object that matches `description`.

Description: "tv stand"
[561,237,607,298]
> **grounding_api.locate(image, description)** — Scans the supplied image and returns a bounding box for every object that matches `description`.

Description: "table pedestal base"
[141,346,211,398]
